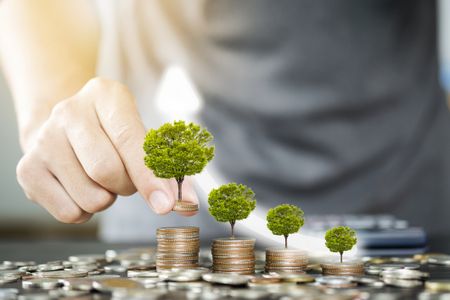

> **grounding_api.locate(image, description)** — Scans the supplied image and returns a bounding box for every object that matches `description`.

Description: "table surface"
[0,240,449,300]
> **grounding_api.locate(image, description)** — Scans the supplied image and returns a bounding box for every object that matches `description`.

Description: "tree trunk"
[176,178,184,201]
[284,235,288,249]
[230,221,235,238]
[340,252,343,263]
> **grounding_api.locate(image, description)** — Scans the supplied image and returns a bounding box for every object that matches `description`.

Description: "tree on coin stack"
[143,120,214,212]
[208,183,257,275]
[265,204,308,273]
[321,226,363,276]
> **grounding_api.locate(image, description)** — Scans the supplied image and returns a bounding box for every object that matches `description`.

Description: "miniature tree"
[208,183,256,238]
[143,120,214,203]
[266,204,304,248]
[325,226,357,263]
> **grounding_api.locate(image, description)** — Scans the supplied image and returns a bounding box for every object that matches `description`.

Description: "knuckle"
[111,124,134,148]
[54,206,85,224]
[86,77,131,98]
[85,160,115,186]
[51,99,75,118]
[84,190,116,213]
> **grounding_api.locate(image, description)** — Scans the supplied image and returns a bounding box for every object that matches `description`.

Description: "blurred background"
[0,1,449,241]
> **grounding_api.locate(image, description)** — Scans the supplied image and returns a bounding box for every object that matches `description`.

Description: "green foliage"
[143,120,214,181]
[208,183,256,224]
[266,204,304,236]
[325,226,357,254]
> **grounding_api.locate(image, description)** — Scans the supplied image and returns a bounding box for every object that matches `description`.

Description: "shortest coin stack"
[321,261,365,276]
[156,227,200,271]
[172,201,199,213]
[212,238,255,275]
[265,248,308,273]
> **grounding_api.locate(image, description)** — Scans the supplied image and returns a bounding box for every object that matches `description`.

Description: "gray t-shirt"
[98,0,450,242]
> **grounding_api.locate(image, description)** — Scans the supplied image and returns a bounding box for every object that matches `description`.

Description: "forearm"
[0,0,99,150]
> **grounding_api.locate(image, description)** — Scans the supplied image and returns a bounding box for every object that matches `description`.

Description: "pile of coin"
[265,248,308,273]
[211,238,255,275]
[321,261,364,275]
[172,201,199,213]
[156,227,200,270]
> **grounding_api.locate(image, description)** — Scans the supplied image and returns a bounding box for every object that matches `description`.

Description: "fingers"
[44,126,116,214]
[85,78,176,214]
[62,98,136,196]
[16,152,92,224]
[169,177,199,217]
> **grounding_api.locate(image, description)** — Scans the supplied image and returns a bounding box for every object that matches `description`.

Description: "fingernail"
[149,190,171,214]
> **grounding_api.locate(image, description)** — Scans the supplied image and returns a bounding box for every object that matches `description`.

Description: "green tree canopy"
[266,204,304,248]
[325,226,357,263]
[208,183,256,237]
[143,120,214,201]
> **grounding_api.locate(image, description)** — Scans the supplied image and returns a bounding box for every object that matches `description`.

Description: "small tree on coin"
[208,183,256,238]
[143,120,214,204]
[325,226,357,263]
[266,204,304,248]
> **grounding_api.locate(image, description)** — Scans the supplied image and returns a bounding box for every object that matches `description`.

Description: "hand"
[16,78,198,223]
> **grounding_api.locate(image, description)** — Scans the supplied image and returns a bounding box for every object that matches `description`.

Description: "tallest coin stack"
[156,227,200,270]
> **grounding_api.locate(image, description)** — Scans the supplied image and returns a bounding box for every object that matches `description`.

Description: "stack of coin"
[265,248,308,273]
[211,238,255,275]
[172,201,198,213]
[321,261,365,276]
[156,227,200,270]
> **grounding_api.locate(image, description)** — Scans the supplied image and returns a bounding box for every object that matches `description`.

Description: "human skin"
[0,0,198,223]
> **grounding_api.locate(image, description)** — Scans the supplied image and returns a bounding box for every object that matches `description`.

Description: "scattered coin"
[202,273,251,285]
[425,280,450,292]
[315,276,357,288]
[380,269,429,280]
[22,278,62,290]
[383,278,422,288]
[92,277,144,292]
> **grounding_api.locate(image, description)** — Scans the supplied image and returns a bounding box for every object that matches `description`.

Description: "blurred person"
[0,0,449,246]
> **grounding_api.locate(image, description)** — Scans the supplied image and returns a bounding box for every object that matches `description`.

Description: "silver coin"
[202,273,251,285]
[380,269,429,280]
[37,264,64,272]
[22,278,62,290]
[160,271,203,282]
[316,276,353,285]
[349,276,385,287]
[0,274,20,285]
[427,255,450,266]
[127,270,159,278]
[383,278,423,288]
[131,277,165,288]
[69,254,106,263]
[36,270,88,279]
[104,265,127,273]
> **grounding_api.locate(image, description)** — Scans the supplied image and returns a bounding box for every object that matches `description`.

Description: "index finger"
[84,78,176,213]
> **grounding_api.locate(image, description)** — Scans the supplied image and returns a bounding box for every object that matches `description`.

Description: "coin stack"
[265,248,308,273]
[321,261,365,276]
[211,238,255,275]
[156,227,200,270]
